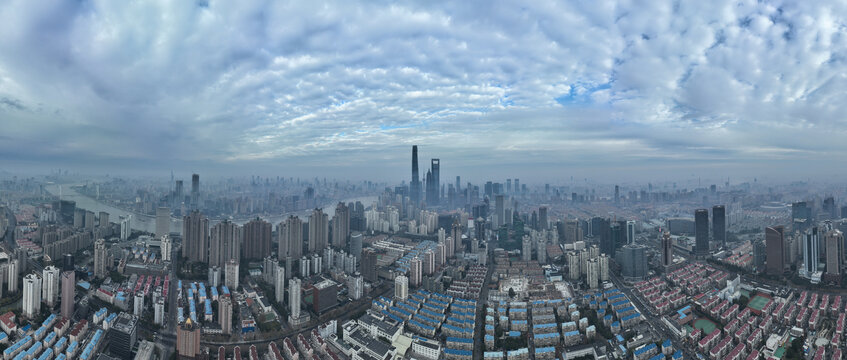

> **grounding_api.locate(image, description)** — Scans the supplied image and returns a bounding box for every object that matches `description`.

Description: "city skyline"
[2,1,847,180]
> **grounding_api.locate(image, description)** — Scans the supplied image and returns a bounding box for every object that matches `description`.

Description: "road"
[472,251,494,360]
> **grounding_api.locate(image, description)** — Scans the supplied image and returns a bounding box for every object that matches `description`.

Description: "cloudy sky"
[1,0,846,182]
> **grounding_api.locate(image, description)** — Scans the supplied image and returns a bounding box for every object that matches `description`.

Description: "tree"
[508,287,516,298]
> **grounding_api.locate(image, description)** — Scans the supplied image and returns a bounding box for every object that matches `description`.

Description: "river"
[43,184,377,234]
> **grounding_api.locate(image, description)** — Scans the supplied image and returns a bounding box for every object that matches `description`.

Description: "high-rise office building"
[426,159,440,205]
[626,220,636,244]
[712,205,726,247]
[661,231,673,267]
[332,203,350,249]
[621,244,647,281]
[209,220,241,268]
[494,195,504,227]
[409,257,422,287]
[42,266,60,307]
[174,180,184,208]
[538,206,548,230]
[308,209,328,253]
[825,229,843,277]
[279,215,303,259]
[765,226,785,275]
[410,146,421,207]
[360,248,379,283]
[694,209,710,257]
[803,227,820,277]
[110,313,138,359]
[395,274,409,300]
[190,173,200,210]
[156,207,170,238]
[225,258,239,290]
[243,218,272,260]
[349,233,363,261]
[219,297,232,335]
[93,238,108,278]
[23,273,41,318]
[183,211,209,263]
[177,318,201,359]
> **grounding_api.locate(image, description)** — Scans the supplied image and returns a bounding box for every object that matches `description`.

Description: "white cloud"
[0,0,846,181]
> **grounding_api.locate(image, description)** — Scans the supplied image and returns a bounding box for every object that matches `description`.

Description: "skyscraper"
[155,207,170,238]
[803,227,820,277]
[349,233,363,261]
[174,180,184,208]
[23,273,41,318]
[243,218,272,260]
[308,209,329,253]
[182,211,209,263]
[712,205,726,247]
[395,274,408,300]
[765,226,785,275]
[694,209,710,257]
[494,195,504,227]
[209,220,241,268]
[274,263,285,304]
[110,313,139,359]
[538,206,548,230]
[409,257,422,287]
[289,277,302,321]
[177,318,201,359]
[161,234,172,262]
[225,258,239,290]
[190,173,200,210]
[621,244,647,281]
[94,238,108,278]
[61,254,74,318]
[219,297,232,335]
[825,229,843,277]
[661,231,673,267]
[410,146,421,207]
[42,266,60,307]
[427,159,440,205]
[522,235,532,261]
[360,248,379,283]
[279,215,303,259]
[331,203,350,249]
[626,220,636,245]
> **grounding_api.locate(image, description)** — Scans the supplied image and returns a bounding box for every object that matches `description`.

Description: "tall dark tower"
[191,174,200,210]
[430,159,440,205]
[411,146,420,207]
[694,209,710,258]
[712,205,726,247]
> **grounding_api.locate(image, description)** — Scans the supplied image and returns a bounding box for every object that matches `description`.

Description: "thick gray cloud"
[1,0,846,181]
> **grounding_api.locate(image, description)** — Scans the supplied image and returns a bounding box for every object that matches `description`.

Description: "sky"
[1,0,847,183]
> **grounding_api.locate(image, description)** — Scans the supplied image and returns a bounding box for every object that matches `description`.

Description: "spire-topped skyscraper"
[410,146,421,207]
